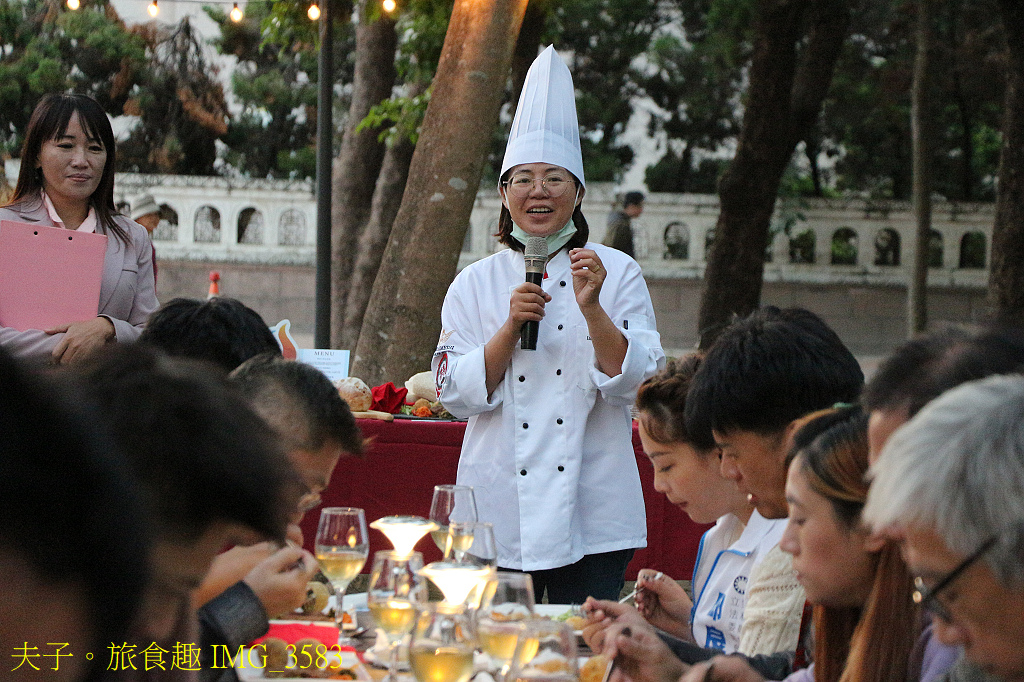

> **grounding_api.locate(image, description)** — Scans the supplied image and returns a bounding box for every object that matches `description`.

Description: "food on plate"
[334,377,372,412]
[401,399,455,419]
[262,637,290,677]
[411,398,433,417]
[564,615,587,631]
[302,581,331,615]
[580,654,611,682]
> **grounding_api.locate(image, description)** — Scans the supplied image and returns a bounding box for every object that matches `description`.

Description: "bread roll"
[405,371,438,402]
[334,377,372,412]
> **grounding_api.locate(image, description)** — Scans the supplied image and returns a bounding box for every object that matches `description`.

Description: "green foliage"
[206,0,355,178]
[117,17,229,175]
[358,88,430,146]
[545,0,661,182]
[0,0,146,156]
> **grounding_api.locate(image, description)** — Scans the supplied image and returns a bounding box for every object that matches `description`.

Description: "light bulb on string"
[66,0,80,10]
[147,0,159,17]
[229,2,243,22]
[382,0,396,12]
[307,1,320,20]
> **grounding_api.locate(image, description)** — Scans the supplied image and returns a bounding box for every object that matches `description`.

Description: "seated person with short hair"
[139,297,282,373]
[0,347,149,682]
[195,354,365,682]
[73,345,301,680]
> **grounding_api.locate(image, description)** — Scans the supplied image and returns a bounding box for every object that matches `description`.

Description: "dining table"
[299,417,711,581]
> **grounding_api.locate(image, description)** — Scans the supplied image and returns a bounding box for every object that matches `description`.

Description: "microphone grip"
[521,271,544,350]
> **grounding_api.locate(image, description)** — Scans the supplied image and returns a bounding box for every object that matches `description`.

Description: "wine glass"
[477,572,536,679]
[506,620,579,682]
[372,515,439,558]
[445,521,497,567]
[429,485,478,554]
[315,507,369,646]
[410,602,476,682]
[368,550,428,682]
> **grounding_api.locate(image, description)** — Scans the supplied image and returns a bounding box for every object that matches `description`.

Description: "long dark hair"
[8,93,128,244]
[787,407,918,682]
[496,169,589,252]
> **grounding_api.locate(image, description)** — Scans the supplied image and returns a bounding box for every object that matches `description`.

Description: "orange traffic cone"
[207,271,220,300]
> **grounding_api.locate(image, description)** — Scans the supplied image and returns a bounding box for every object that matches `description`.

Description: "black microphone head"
[524,237,548,275]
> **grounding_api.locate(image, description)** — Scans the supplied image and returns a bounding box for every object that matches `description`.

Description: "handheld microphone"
[521,237,547,350]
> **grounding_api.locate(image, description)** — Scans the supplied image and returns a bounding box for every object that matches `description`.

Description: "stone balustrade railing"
[115,173,994,289]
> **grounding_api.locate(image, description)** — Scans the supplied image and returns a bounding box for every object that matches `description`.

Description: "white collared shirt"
[689,510,787,654]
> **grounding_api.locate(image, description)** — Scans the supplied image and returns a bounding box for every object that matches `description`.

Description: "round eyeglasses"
[504,173,572,198]
[912,535,996,622]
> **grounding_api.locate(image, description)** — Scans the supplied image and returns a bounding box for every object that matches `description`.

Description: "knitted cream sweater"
[738,544,807,656]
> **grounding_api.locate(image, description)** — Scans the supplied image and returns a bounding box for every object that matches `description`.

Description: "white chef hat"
[500,45,585,189]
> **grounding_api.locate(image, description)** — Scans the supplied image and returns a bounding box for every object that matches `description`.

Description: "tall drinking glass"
[506,620,579,682]
[315,507,369,646]
[445,521,497,567]
[477,572,536,679]
[410,602,476,682]
[368,551,427,682]
[429,485,478,554]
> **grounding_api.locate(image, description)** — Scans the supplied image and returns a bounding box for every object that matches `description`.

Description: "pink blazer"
[0,199,159,362]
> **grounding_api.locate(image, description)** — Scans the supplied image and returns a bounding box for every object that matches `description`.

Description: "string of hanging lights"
[63,0,397,21]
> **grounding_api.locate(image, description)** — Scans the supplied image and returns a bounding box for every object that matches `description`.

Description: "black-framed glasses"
[503,172,572,198]
[912,536,997,622]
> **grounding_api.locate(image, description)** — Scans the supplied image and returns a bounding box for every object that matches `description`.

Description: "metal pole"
[314,0,334,349]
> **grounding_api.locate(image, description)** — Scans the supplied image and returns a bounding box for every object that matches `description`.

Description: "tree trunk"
[988,0,1024,322]
[351,0,529,386]
[908,0,933,336]
[340,89,422,348]
[696,0,851,349]
[330,8,397,348]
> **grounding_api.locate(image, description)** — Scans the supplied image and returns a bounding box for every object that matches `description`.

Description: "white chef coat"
[689,510,787,654]
[432,242,665,571]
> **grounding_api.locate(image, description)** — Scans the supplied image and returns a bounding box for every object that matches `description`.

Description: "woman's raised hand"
[569,248,606,309]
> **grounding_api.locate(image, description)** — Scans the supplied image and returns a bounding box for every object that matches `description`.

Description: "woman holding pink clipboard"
[0,93,158,364]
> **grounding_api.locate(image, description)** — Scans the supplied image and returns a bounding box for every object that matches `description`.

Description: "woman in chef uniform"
[432,46,665,603]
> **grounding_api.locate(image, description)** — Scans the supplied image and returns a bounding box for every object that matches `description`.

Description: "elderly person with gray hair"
[864,374,1024,682]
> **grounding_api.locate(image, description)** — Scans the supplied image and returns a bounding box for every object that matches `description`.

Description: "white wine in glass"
[368,551,427,682]
[409,603,475,682]
[478,572,536,677]
[315,507,369,646]
[429,485,478,552]
[506,620,579,682]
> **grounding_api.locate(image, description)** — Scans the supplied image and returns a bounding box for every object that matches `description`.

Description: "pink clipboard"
[0,220,107,331]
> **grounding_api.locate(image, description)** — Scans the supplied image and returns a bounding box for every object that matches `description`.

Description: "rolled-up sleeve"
[589,260,665,405]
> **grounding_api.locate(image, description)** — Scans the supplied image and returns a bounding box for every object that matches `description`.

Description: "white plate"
[361,646,410,671]
[533,604,575,619]
[234,647,371,681]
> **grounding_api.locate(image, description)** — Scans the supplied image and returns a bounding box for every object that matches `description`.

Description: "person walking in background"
[132,193,161,283]
[604,190,645,258]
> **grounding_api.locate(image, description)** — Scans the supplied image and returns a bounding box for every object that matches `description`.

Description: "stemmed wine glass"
[315,507,369,646]
[506,620,579,682]
[445,521,497,566]
[368,551,428,682]
[410,601,476,682]
[477,572,536,680]
[429,485,478,554]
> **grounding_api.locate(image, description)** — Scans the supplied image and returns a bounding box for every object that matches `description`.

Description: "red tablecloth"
[300,418,711,581]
